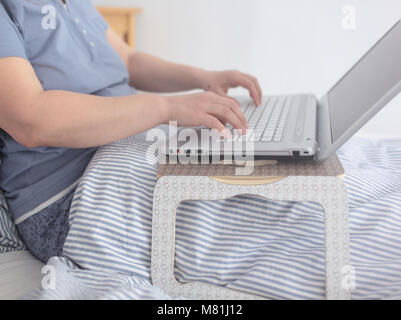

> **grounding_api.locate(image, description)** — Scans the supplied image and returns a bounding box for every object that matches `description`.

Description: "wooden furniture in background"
[97,7,142,48]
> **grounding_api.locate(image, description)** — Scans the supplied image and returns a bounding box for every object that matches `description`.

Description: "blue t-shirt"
[0,0,136,223]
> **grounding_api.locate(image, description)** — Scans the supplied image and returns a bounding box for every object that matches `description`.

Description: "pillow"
[0,190,25,253]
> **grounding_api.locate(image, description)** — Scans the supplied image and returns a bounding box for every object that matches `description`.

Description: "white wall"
[93,0,401,138]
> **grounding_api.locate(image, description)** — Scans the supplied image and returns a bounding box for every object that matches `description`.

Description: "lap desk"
[152,155,350,300]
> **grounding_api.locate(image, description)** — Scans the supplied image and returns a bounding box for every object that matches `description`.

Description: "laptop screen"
[328,21,401,143]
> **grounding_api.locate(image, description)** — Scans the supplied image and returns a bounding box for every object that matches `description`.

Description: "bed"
[1,133,401,300]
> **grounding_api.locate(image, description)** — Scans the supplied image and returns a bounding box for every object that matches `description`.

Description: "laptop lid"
[317,20,401,161]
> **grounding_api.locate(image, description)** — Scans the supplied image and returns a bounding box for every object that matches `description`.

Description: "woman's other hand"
[199,70,263,106]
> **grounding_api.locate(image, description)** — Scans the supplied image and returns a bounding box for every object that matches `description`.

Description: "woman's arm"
[0,58,245,149]
[128,52,209,93]
[106,28,262,105]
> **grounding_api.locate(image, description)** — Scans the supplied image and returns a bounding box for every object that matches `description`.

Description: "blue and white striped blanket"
[26,134,401,300]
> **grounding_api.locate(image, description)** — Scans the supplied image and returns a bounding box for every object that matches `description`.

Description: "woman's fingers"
[213,94,248,129]
[249,74,263,104]
[205,70,262,107]
[209,104,245,133]
[200,114,231,138]
[224,96,248,128]
[210,91,247,129]
[238,77,261,106]
[204,93,247,133]
[167,91,249,137]
[234,72,262,106]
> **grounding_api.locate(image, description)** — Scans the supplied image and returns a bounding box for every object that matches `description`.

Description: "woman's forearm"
[128,52,209,92]
[29,91,167,149]
[106,29,208,93]
[0,58,168,149]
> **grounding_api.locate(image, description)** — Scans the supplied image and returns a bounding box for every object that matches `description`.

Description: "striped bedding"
[25,134,401,300]
[0,191,25,254]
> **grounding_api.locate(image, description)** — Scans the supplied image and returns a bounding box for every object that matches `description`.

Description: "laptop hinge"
[315,95,334,161]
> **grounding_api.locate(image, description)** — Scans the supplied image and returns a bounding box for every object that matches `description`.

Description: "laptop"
[163,20,401,162]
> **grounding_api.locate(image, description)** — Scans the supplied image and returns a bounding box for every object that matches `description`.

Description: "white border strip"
[15,178,81,225]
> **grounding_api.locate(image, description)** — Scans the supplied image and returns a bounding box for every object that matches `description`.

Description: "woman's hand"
[164,91,248,137]
[163,70,263,137]
[199,70,263,106]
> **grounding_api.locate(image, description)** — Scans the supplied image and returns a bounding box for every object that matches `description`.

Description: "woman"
[0,0,262,262]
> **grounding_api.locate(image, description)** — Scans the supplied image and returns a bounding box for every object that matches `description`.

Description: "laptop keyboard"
[227,96,291,142]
